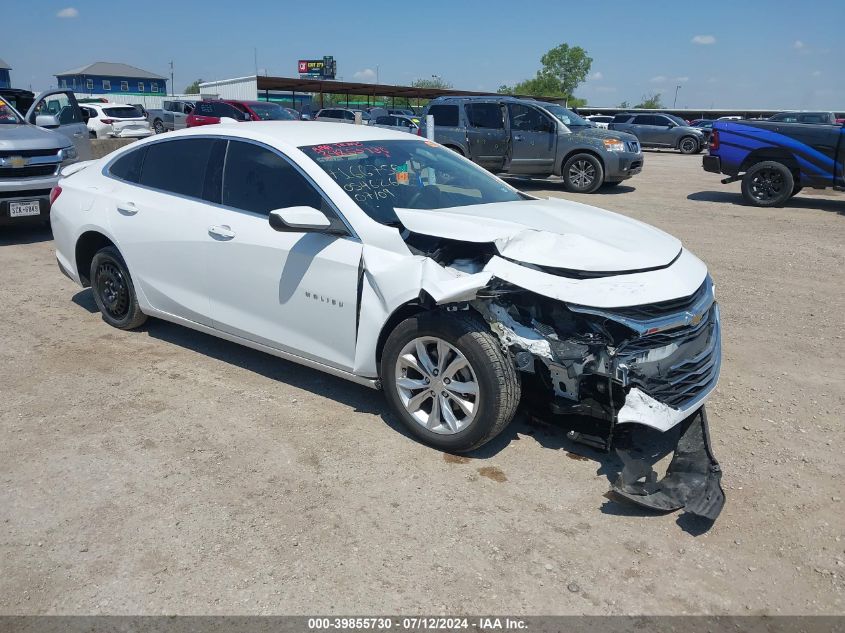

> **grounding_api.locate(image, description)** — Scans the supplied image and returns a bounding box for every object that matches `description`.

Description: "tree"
[184,79,203,94]
[411,77,453,90]
[504,42,592,102]
[497,85,514,95]
[635,92,664,109]
[537,43,593,99]
[617,100,630,109]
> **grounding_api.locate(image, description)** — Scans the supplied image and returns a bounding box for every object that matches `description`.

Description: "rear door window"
[465,103,504,129]
[139,138,218,199]
[427,104,459,126]
[632,115,658,125]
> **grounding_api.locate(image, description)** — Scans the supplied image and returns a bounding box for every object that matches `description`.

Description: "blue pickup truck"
[703,120,844,206]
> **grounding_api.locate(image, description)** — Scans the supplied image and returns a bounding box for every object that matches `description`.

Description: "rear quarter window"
[612,114,633,123]
[427,104,460,127]
[109,147,147,183]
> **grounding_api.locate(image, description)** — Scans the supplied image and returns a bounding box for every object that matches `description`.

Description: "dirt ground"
[1,152,843,615]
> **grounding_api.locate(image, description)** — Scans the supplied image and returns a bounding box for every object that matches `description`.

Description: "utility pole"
[169,60,174,96]
[673,84,681,109]
[376,65,380,84]
[254,48,258,76]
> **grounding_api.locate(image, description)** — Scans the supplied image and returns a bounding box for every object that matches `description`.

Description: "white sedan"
[82,103,153,139]
[51,122,724,517]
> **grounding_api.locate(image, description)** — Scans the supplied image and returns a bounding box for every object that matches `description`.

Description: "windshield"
[0,98,23,124]
[300,140,524,225]
[249,102,295,121]
[541,104,590,127]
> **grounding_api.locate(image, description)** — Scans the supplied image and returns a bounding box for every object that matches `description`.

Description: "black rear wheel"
[90,247,147,330]
[741,161,794,207]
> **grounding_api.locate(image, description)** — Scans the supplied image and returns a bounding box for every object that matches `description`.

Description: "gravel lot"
[1,151,843,615]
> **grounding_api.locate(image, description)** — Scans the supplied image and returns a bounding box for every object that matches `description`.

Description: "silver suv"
[609,113,706,154]
[314,108,371,125]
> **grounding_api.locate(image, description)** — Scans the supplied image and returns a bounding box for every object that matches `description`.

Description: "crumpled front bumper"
[611,406,725,520]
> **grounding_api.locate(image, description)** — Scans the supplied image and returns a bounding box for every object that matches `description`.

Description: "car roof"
[138,121,421,149]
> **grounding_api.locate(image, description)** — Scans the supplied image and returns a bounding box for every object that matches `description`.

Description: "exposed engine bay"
[397,221,725,520]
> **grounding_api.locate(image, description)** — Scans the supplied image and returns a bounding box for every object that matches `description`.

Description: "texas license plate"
[9,200,41,217]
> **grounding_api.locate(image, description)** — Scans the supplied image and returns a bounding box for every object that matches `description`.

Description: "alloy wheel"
[394,337,480,435]
[750,168,786,202]
[568,160,595,189]
[680,138,698,153]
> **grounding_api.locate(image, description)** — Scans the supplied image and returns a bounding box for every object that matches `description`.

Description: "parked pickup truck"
[147,100,197,134]
[703,120,845,206]
[1,89,91,226]
[420,96,643,193]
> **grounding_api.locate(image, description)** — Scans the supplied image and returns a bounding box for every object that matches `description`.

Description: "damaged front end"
[472,275,725,520]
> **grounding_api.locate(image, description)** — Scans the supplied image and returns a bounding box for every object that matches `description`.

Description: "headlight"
[60,146,78,161]
[602,138,626,152]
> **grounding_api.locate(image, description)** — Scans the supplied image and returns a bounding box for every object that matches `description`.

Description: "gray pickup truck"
[420,96,643,192]
[147,99,197,134]
[1,89,91,226]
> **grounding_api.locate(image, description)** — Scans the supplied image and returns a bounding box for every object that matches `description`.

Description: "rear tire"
[562,153,604,193]
[741,161,794,207]
[381,311,520,453]
[153,119,165,134]
[90,246,147,330]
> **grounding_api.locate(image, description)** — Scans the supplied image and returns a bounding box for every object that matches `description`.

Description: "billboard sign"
[298,56,336,80]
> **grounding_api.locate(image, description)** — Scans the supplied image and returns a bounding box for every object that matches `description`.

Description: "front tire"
[90,246,147,330]
[741,161,794,207]
[562,153,604,193]
[381,311,520,453]
[678,136,699,154]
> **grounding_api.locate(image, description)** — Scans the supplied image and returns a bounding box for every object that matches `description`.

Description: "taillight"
[416,127,422,136]
[709,130,719,150]
[101,118,114,124]
[49,185,62,205]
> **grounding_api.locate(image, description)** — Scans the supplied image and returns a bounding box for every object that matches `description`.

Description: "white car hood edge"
[394,198,682,272]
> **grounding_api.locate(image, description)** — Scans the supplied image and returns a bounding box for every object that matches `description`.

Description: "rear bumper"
[0,190,51,226]
[702,155,721,174]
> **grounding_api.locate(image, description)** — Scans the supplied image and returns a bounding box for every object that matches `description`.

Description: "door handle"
[73,132,85,137]
[117,202,138,215]
[208,225,235,239]
[513,135,524,141]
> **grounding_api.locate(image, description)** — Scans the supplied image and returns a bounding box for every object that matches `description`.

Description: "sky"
[4,0,843,109]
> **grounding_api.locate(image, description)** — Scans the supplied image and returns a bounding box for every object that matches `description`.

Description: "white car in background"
[81,103,153,139]
[50,122,724,519]
[585,115,613,129]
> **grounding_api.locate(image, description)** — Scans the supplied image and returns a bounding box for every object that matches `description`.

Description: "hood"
[395,198,682,273]
[571,126,638,143]
[0,124,70,152]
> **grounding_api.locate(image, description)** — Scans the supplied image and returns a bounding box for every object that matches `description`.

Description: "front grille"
[626,140,640,153]
[611,280,709,320]
[0,165,58,178]
[0,148,61,159]
[619,305,720,409]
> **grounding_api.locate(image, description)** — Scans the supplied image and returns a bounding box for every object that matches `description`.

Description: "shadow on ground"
[0,224,52,246]
[71,287,713,534]
[503,177,637,195]
[689,190,845,214]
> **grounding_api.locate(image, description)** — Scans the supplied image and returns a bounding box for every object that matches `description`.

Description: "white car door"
[105,137,223,325]
[206,140,363,371]
[25,89,92,160]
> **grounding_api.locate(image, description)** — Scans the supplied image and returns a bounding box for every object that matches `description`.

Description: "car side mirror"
[35,114,60,129]
[269,206,332,233]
